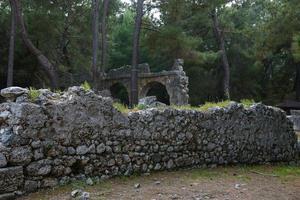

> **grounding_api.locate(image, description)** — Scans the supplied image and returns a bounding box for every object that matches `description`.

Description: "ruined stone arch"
[101,59,189,106]
[109,82,130,105]
[139,81,171,105]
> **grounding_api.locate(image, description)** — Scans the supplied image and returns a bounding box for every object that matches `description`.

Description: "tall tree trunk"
[7,0,16,87]
[295,63,300,101]
[211,8,230,100]
[130,0,144,107]
[100,0,109,73]
[11,0,58,88]
[92,0,100,84]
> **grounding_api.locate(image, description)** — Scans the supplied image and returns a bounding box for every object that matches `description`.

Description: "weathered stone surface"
[139,96,166,108]
[0,87,28,102]
[24,180,39,192]
[0,167,23,193]
[0,153,7,168]
[9,146,32,165]
[0,192,15,200]
[0,86,298,197]
[26,160,52,176]
[76,146,89,155]
[103,59,189,106]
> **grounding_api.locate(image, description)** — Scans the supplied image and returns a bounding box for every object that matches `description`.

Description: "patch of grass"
[28,87,40,102]
[113,103,143,114]
[268,165,300,179]
[171,100,231,112]
[199,100,231,111]
[240,99,255,107]
[81,81,91,91]
[188,168,225,180]
[113,103,130,113]
[137,104,147,110]
[114,99,256,113]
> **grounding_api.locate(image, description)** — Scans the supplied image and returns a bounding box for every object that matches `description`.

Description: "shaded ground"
[20,165,300,200]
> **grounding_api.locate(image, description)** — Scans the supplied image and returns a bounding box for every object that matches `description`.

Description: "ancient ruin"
[100,59,189,106]
[0,86,298,198]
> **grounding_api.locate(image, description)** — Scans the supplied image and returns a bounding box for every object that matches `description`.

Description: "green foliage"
[28,87,40,102]
[240,99,255,107]
[137,104,147,110]
[113,103,130,113]
[0,0,300,106]
[171,100,231,111]
[80,81,91,92]
[113,103,142,114]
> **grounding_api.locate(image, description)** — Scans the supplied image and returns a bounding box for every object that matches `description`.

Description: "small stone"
[42,178,58,188]
[96,143,106,154]
[24,180,39,192]
[235,184,241,189]
[71,189,82,198]
[0,153,7,168]
[31,141,42,149]
[167,159,175,169]
[0,111,10,123]
[68,147,76,155]
[9,146,33,165]
[134,183,141,189]
[86,178,94,186]
[154,181,161,185]
[80,192,90,200]
[154,163,161,170]
[76,145,89,155]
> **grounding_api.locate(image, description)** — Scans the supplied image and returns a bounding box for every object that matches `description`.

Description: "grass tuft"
[28,87,40,102]
[240,99,255,107]
[81,81,91,91]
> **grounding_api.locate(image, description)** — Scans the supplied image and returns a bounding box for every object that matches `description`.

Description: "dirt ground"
[20,165,300,200]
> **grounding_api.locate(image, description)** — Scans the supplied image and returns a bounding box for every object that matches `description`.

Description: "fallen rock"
[80,192,90,200]
[71,189,82,198]
[134,183,141,189]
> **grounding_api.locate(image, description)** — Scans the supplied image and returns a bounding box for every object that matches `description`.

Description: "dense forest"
[0,0,300,106]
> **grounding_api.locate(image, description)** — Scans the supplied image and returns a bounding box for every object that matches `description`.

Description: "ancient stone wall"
[0,87,298,198]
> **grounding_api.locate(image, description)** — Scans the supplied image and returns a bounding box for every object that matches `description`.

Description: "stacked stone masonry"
[0,87,298,198]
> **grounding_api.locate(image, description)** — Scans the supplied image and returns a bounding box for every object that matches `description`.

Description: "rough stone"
[76,146,89,155]
[24,180,39,192]
[0,192,15,200]
[0,153,7,168]
[26,160,52,176]
[0,86,298,198]
[9,146,32,165]
[86,178,94,186]
[0,167,23,193]
[96,143,106,154]
[0,87,28,102]
[80,192,90,200]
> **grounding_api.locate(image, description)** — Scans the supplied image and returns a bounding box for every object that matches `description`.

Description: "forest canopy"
[0,0,300,106]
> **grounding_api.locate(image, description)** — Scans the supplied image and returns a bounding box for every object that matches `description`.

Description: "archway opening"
[145,82,170,105]
[110,83,129,105]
